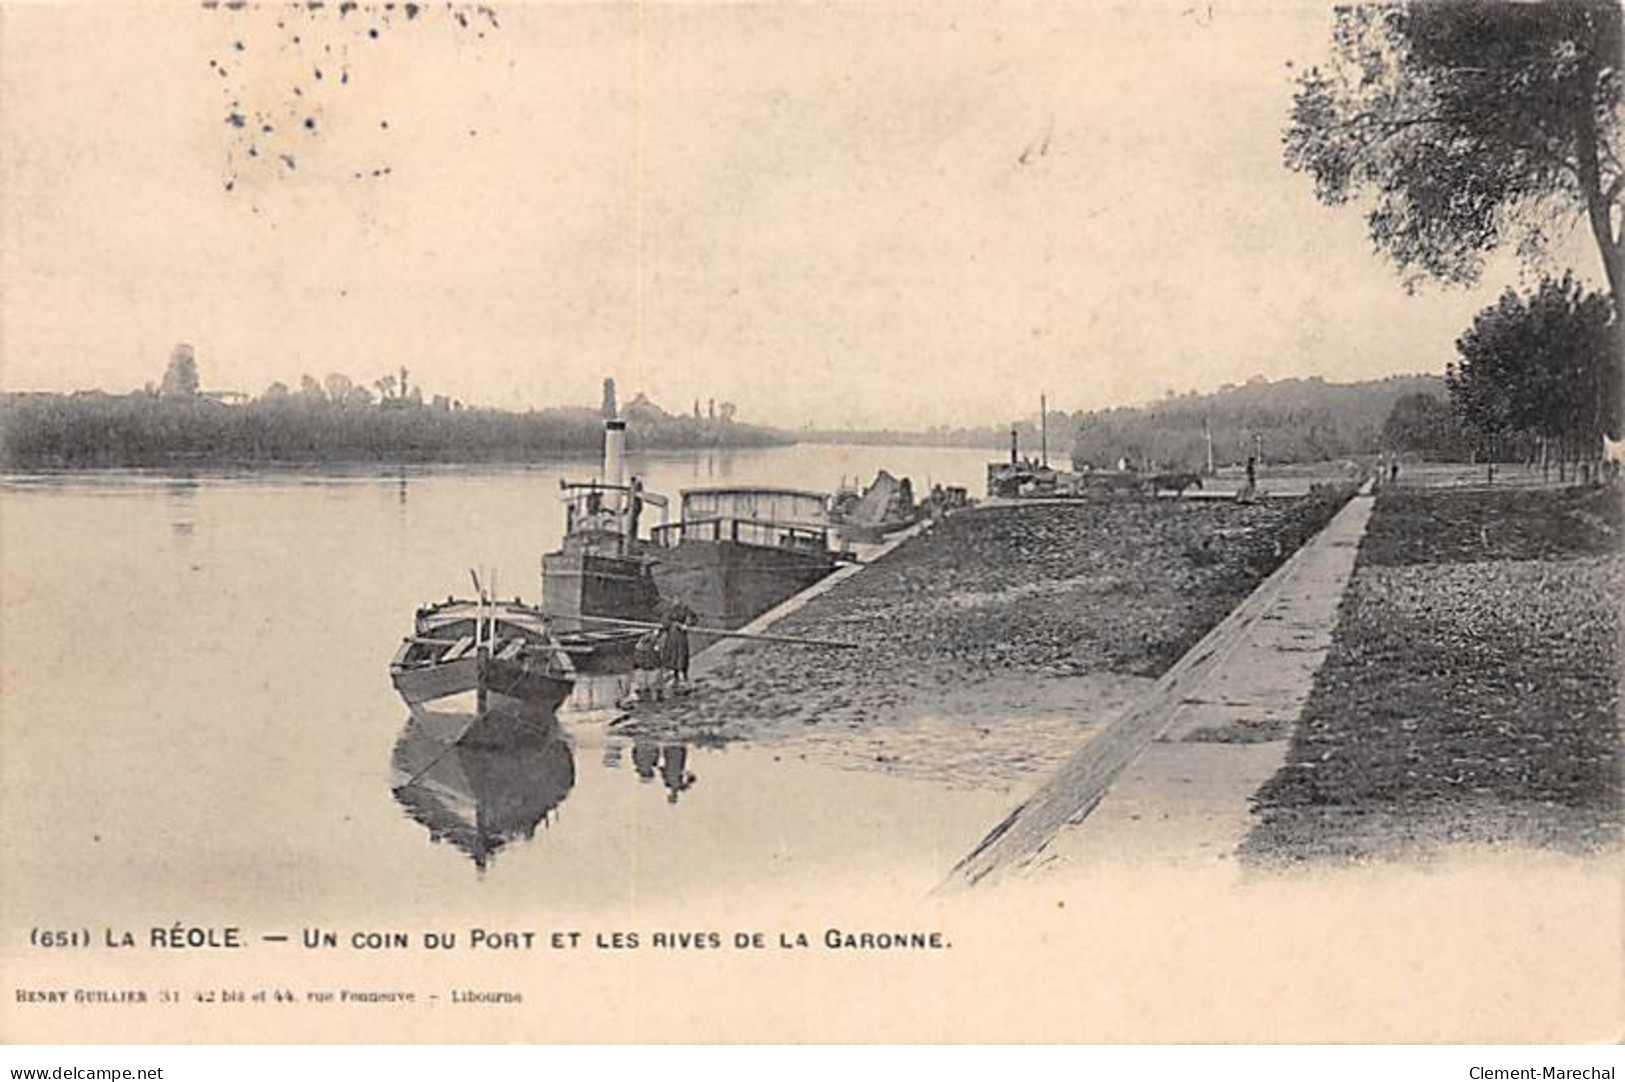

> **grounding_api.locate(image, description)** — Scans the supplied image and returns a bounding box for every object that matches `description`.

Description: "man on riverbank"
[662,603,693,689]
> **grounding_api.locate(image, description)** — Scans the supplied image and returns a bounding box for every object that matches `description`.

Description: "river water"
[0,443,1016,928]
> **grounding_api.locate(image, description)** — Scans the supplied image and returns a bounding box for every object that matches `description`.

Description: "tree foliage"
[0,389,784,468]
[160,344,200,397]
[1446,274,1619,458]
[1070,375,1445,470]
[1285,2,1623,303]
[1381,391,1468,458]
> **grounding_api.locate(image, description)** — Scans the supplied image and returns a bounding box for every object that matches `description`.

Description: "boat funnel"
[604,419,627,488]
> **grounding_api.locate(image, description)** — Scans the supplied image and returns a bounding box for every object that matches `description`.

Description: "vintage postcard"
[0,0,1620,1046]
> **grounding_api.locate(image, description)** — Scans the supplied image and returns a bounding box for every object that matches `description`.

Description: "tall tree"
[160,343,200,397]
[1284,2,1623,308]
[323,372,355,404]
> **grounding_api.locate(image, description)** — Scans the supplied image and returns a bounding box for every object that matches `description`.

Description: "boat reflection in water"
[390,706,575,872]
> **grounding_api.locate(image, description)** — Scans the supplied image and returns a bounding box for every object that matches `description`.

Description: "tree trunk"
[1574,53,1625,358]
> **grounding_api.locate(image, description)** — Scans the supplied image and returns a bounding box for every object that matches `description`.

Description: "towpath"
[944,486,1377,888]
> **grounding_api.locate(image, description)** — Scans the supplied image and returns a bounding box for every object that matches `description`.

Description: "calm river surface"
[0,443,1011,927]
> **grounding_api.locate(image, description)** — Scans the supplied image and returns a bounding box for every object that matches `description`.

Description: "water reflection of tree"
[390,709,575,872]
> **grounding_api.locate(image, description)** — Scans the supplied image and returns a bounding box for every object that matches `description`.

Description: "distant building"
[622,392,668,423]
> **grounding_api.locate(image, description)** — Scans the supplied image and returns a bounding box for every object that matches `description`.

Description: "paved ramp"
[943,489,1376,889]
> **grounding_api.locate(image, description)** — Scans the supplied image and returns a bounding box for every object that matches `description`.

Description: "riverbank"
[1243,483,1623,862]
[618,488,1357,787]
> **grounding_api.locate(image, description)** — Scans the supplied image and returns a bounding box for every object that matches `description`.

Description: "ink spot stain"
[379,119,389,129]
[280,154,298,170]
[368,27,379,38]
[233,40,245,51]
[314,67,323,80]
[226,112,245,127]
[305,117,317,131]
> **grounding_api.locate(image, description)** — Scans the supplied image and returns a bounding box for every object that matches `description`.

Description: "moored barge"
[648,486,839,630]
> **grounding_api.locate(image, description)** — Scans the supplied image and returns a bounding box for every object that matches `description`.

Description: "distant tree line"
[0,352,784,468]
[1069,376,1447,471]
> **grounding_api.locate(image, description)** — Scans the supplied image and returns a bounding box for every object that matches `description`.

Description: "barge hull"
[651,540,835,630]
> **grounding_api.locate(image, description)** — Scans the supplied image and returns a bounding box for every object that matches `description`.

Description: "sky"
[0,1,1606,429]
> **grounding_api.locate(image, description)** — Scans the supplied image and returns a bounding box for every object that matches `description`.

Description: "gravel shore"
[619,491,1355,787]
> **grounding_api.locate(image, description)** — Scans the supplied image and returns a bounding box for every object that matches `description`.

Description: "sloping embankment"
[621,490,1356,787]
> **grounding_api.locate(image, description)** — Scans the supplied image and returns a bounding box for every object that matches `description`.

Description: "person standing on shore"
[662,603,693,689]
[628,628,665,704]
[627,476,644,541]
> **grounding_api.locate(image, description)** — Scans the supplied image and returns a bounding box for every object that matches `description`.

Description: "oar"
[565,613,858,650]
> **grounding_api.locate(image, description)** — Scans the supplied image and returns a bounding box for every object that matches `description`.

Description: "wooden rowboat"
[390,596,575,716]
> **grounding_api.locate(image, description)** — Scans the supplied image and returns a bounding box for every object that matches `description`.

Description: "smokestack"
[604,418,627,488]
[1010,427,1019,466]
[1040,393,1048,469]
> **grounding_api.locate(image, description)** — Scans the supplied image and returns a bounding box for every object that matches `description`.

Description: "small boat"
[540,418,667,667]
[648,486,839,630]
[390,593,575,716]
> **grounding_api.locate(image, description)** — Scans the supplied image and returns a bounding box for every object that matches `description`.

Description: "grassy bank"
[1244,484,1623,862]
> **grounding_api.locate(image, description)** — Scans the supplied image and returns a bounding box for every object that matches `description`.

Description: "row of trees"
[1,351,785,467]
[0,393,786,468]
[152,345,438,411]
[1379,275,1619,466]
